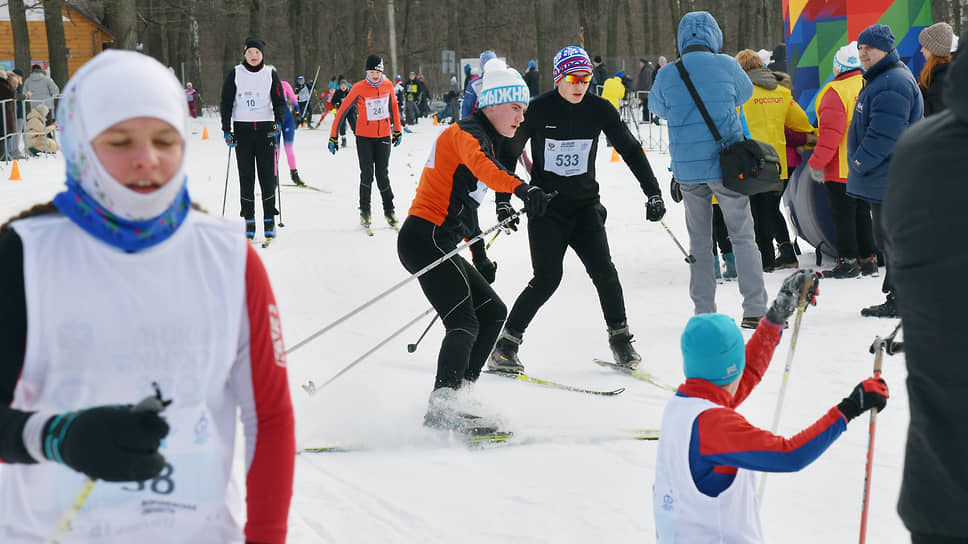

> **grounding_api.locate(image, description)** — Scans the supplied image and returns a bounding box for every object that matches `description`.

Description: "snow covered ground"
[1,111,910,543]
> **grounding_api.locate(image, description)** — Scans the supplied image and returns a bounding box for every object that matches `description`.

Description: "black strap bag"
[675,60,782,195]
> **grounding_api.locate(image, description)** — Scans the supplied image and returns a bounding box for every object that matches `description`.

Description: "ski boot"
[607,322,642,370]
[385,210,398,228]
[774,242,798,270]
[822,258,860,279]
[722,253,737,280]
[858,255,879,277]
[423,387,499,435]
[487,328,525,374]
[245,218,256,241]
[290,169,305,187]
[340,136,347,148]
[264,217,276,239]
[861,293,897,318]
[360,209,371,227]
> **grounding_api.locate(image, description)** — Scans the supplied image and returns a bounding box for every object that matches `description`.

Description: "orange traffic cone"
[202,126,210,140]
[433,115,439,126]
[610,148,620,162]
[8,160,22,181]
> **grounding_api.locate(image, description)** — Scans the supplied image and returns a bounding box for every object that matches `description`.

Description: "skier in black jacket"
[489,45,665,373]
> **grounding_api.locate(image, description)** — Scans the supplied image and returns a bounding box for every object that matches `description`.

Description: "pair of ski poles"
[220,135,285,228]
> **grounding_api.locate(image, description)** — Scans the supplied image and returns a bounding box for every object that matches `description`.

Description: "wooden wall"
[0,5,113,76]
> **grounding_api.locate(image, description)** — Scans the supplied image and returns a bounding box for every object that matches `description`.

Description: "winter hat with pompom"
[477,58,530,108]
[834,42,862,73]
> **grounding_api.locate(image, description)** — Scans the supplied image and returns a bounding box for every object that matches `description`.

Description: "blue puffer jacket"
[846,49,923,203]
[649,11,753,184]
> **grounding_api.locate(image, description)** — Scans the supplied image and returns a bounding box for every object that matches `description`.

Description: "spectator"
[734,49,814,271]
[848,24,923,318]
[184,82,199,118]
[808,42,875,279]
[768,43,787,73]
[591,55,608,95]
[22,64,59,115]
[601,71,626,110]
[525,59,540,98]
[24,103,58,154]
[0,68,16,160]
[885,33,968,542]
[636,57,653,122]
[917,22,955,116]
[650,11,768,328]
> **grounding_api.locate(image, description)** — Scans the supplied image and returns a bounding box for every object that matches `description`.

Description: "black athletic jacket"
[497,89,660,211]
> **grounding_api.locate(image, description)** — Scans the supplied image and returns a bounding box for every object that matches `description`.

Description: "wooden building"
[0,2,114,77]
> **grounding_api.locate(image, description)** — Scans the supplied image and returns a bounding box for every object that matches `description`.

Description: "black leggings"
[713,203,732,255]
[356,135,394,215]
[750,190,791,263]
[823,182,874,260]
[871,202,893,295]
[234,122,277,219]
[397,216,507,390]
[506,202,627,333]
[912,534,968,544]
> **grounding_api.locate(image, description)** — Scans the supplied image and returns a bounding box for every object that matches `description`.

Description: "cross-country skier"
[0,50,295,544]
[220,36,287,241]
[654,270,888,543]
[294,75,310,125]
[328,54,403,230]
[278,79,305,186]
[330,78,356,148]
[461,50,497,119]
[489,45,665,374]
[397,58,552,433]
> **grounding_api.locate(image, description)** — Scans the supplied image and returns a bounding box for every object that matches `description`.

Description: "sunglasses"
[563,74,592,84]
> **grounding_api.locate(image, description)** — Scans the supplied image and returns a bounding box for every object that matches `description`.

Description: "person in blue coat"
[461,50,496,119]
[649,11,768,328]
[847,24,923,318]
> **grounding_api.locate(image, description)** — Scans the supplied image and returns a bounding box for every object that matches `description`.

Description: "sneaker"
[487,329,525,373]
[722,253,738,280]
[290,169,305,186]
[385,211,398,227]
[861,294,897,318]
[774,242,798,270]
[360,210,371,227]
[245,219,256,241]
[822,258,860,279]
[608,322,642,369]
[858,255,878,277]
[423,387,499,435]
[264,218,276,239]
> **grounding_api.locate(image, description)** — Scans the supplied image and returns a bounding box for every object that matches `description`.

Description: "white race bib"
[366,96,390,121]
[543,138,592,177]
[238,89,268,113]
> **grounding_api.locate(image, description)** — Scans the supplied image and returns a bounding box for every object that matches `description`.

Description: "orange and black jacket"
[330,77,401,139]
[408,111,524,240]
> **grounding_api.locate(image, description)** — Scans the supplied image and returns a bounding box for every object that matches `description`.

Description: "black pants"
[234,122,277,220]
[297,100,309,122]
[912,534,968,544]
[713,203,732,255]
[750,190,791,266]
[871,202,893,295]
[356,135,394,215]
[397,216,507,390]
[823,181,874,260]
[506,202,627,333]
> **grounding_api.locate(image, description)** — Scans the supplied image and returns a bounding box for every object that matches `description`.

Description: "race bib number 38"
[544,138,592,177]
[366,96,390,121]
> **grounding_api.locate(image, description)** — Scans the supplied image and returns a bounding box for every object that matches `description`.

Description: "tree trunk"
[606,0,618,60]
[289,0,304,79]
[9,0,31,72]
[667,0,680,53]
[43,0,69,87]
[249,0,263,37]
[103,0,137,50]
[535,0,551,91]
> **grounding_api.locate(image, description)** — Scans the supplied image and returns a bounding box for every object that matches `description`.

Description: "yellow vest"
[602,77,625,109]
[740,84,815,179]
[814,73,863,179]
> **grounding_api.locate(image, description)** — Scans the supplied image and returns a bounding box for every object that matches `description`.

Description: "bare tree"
[103,0,137,49]
[43,0,69,87]
[9,0,32,71]
[535,0,551,91]
[605,0,618,59]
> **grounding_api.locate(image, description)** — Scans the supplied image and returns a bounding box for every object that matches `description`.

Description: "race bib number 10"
[544,138,593,177]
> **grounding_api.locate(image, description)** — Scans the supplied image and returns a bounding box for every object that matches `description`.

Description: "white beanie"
[57,50,189,221]
[757,49,772,66]
[833,41,861,73]
[477,59,530,108]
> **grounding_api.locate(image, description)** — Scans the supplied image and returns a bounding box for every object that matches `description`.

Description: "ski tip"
[301,445,348,453]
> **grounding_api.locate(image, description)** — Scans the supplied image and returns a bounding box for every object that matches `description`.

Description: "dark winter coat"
[524,67,540,97]
[920,61,950,117]
[636,64,653,92]
[846,49,923,203]
[884,42,968,538]
[591,63,609,94]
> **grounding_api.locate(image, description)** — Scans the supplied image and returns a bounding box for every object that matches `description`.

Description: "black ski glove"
[765,269,820,326]
[41,395,170,482]
[645,194,666,222]
[837,377,889,422]
[670,178,683,203]
[469,240,497,283]
[513,184,552,217]
[496,201,519,231]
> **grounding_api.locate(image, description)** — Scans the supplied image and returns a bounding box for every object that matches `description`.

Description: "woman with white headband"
[0,50,294,544]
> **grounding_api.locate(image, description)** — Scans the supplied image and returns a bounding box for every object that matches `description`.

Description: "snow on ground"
[1,111,909,543]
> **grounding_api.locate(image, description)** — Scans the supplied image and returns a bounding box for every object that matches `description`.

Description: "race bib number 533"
[544,138,592,177]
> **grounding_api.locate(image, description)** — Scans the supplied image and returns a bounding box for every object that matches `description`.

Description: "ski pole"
[486,230,501,249]
[221,147,232,216]
[407,313,439,353]
[859,322,901,544]
[757,277,817,503]
[287,207,528,355]
[660,219,696,263]
[302,306,435,395]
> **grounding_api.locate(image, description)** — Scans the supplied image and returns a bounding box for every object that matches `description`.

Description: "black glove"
[765,269,820,326]
[392,130,402,147]
[837,378,889,422]
[469,240,497,283]
[645,194,666,222]
[41,402,170,482]
[513,184,552,217]
[496,201,519,231]
[328,136,338,154]
[670,178,683,203]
